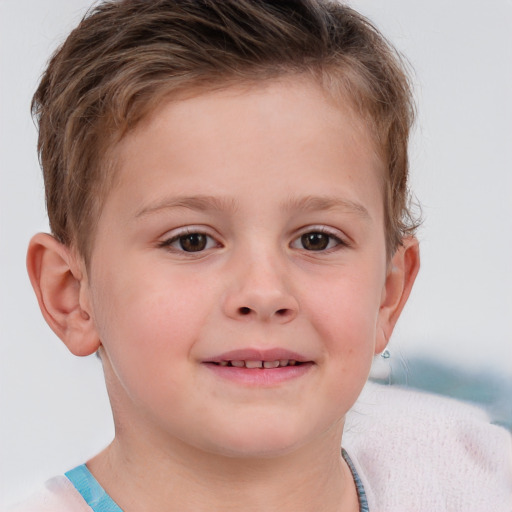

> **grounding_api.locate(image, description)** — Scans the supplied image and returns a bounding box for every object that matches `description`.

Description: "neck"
[87,425,359,512]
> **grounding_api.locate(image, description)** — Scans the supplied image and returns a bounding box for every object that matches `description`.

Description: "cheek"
[90,262,209,375]
[89,277,196,411]
[302,270,383,358]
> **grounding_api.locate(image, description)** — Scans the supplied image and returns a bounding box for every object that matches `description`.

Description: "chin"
[200,421,320,460]
[213,441,302,460]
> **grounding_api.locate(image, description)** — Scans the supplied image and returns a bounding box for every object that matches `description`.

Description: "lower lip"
[203,363,314,386]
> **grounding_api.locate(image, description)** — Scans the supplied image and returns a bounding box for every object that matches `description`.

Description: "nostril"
[275,308,290,316]
[239,307,251,315]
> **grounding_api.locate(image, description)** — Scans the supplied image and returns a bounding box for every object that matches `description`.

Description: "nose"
[222,255,299,324]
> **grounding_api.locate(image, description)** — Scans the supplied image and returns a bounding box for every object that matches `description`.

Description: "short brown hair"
[32,0,419,261]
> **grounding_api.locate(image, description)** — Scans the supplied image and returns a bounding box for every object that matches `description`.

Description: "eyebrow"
[135,195,239,218]
[135,194,370,220]
[282,195,371,220]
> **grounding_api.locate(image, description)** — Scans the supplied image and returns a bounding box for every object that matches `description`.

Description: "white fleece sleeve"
[4,476,93,512]
[344,382,512,512]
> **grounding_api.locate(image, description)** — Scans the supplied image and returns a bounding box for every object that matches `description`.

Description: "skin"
[27,77,419,512]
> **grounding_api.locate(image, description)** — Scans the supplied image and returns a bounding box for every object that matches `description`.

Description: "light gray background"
[1,0,511,507]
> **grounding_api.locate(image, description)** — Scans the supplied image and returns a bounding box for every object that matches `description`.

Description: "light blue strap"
[342,448,370,512]
[65,465,123,512]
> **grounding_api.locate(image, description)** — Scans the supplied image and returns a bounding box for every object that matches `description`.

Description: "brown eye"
[160,230,219,253]
[300,232,330,251]
[178,233,208,252]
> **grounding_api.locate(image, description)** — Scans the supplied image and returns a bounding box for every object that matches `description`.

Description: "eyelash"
[158,228,220,254]
[291,227,348,252]
[158,226,348,254]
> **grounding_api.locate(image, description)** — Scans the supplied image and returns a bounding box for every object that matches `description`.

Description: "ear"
[375,236,420,354]
[26,233,100,356]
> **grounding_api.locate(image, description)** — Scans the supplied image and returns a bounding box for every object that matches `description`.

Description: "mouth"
[210,359,305,369]
[202,348,313,385]
[204,348,312,368]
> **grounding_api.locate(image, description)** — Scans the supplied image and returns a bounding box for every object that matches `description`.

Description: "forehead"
[105,77,384,224]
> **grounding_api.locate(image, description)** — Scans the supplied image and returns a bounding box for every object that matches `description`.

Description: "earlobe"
[26,233,100,356]
[376,237,420,354]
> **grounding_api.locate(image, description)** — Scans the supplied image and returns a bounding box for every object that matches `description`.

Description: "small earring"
[381,349,391,359]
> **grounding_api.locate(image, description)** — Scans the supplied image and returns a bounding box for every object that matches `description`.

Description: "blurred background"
[1,0,511,507]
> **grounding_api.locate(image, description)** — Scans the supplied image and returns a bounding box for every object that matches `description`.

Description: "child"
[8,1,512,511]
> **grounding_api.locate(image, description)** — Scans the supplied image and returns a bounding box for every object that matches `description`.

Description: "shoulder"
[4,476,92,512]
[344,382,512,512]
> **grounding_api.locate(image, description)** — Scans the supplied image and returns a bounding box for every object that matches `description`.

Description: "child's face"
[83,78,396,456]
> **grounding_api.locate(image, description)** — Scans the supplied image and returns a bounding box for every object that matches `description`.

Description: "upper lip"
[204,348,311,363]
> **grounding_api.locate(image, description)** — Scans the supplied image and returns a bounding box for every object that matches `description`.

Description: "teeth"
[245,360,263,369]
[217,359,302,368]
